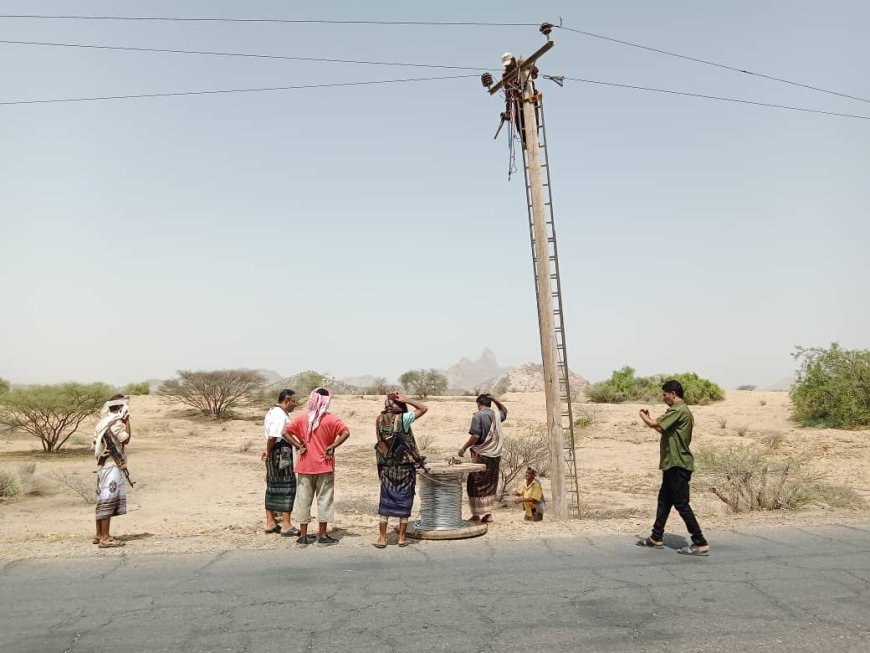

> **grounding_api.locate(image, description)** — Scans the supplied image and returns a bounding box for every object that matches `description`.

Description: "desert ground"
[1,390,868,559]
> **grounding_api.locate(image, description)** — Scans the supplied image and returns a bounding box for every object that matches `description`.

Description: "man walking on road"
[637,380,710,556]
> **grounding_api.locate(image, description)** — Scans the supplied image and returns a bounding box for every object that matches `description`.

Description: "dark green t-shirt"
[657,400,694,471]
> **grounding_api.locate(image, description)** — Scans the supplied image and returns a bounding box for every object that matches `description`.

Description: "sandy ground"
[1,391,867,559]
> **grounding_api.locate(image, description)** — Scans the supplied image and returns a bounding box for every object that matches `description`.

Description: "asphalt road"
[1,524,868,652]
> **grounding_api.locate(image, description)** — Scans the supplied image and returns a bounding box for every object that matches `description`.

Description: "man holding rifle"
[92,394,133,548]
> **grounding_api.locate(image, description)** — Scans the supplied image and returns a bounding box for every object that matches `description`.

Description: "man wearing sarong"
[459,394,507,523]
[262,389,301,536]
[373,392,428,549]
[285,388,350,546]
[92,394,132,548]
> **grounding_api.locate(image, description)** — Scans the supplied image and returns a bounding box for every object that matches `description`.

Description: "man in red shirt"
[285,388,350,546]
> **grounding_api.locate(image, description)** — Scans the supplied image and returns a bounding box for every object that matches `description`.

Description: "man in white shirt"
[262,389,301,535]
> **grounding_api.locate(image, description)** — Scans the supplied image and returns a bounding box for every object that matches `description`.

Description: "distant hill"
[446,348,510,391]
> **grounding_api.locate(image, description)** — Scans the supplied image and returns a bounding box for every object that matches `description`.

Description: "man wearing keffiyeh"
[284,388,351,546]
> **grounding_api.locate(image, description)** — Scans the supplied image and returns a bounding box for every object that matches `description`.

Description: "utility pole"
[485,36,578,520]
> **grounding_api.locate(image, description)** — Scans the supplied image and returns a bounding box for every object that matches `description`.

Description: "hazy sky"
[1,1,868,388]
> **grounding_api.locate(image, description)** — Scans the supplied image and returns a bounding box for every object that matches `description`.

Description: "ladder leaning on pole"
[520,97,582,518]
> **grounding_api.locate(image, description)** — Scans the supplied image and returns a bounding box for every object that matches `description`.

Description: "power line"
[0,39,486,71]
[557,25,870,105]
[0,14,536,26]
[556,76,870,120]
[0,73,477,106]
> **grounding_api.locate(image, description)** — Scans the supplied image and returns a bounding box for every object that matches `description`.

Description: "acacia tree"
[0,382,113,452]
[399,369,448,399]
[159,369,265,418]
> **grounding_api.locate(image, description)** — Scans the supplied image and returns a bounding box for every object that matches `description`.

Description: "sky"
[1,0,868,389]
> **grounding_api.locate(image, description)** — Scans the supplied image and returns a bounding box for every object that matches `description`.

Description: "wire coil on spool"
[414,473,466,530]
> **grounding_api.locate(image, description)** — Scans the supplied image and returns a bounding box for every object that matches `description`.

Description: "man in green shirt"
[637,380,710,556]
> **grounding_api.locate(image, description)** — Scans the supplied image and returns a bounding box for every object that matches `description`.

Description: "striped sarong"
[95,465,127,520]
[265,440,297,513]
[467,453,500,517]
[378,464,417,518]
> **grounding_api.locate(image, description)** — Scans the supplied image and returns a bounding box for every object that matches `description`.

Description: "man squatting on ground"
[284,388,350,546]
[637,379,710,556]
[92,394,132,548]
[262,389,301,536]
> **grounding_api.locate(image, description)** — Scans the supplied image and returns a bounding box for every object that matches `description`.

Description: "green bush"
[399,369,448,399]
[287,370,327,395]
[0,382,113,452]
[671,372,725,405]
[0,469,20,498]
[790,344,870,429]
[587,367,724,405]
[123,381,151,396]
[0,378,10,394]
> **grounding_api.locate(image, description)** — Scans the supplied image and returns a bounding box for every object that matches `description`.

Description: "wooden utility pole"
[488,40,568,519]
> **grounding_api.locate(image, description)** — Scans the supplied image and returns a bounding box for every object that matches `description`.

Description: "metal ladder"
[520,97,582,518]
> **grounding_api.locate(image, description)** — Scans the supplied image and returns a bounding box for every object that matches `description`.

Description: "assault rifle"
[101,419,134,487]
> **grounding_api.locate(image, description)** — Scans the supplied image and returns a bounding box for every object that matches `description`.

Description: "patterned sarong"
[378,464,417,518]
[95,465,127,520]
[265,440,297,513]
[467,453,500,517]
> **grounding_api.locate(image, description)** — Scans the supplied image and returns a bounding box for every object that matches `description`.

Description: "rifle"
[101,420,134,487]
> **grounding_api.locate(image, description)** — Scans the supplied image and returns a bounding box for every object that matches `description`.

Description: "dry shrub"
[497,424,550,499]
[414,431,435,453]
[238,438,253,453]
[759,431,786,450]
[736,425,749,437]
[18,462,36,478]
[573,406,602,429]
[0,469,21,498]
[697,446,862,512]
[717,417,728,430]
[55,472,97,504]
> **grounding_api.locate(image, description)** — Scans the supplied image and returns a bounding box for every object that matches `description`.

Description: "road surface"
[1,524,868,652]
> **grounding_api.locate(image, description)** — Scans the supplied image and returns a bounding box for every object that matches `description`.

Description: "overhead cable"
[557,25,870,105]
[0,14,537,26]
[0,74,478,106]
[0,39,486,70]
[555,76,870,120]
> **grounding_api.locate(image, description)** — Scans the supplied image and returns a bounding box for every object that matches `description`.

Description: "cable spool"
[407,462,488,540]
[416,473,464,530]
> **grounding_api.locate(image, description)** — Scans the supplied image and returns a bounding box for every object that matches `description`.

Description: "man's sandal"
[98,538,125,549]
[677,545,709,556]
[636,537,664,549]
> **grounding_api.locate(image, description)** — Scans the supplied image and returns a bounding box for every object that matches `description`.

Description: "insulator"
[481,72,494,88]
[540,22,554,37]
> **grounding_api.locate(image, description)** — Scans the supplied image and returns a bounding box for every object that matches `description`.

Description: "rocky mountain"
[486,362,590,394]
[445,348,510,391]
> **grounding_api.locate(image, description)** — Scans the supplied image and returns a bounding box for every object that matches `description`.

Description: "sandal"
[372,543,387,549]
[677,545,709,557]
[264,525,281,534]
[636,537,664,549]
[398,541,409,548]
[98,538,125,548]
[280,527,301,537]
[91,537,100,544]
[317,534,339,546]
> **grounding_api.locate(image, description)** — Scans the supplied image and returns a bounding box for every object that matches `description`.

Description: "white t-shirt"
[264,406,290,440]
